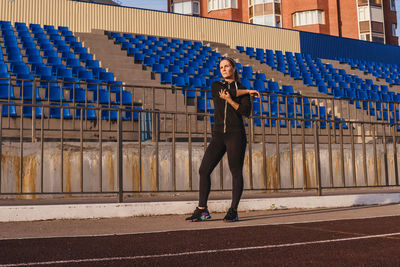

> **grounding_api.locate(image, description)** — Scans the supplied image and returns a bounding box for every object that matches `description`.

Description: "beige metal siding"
[0,0,300,52]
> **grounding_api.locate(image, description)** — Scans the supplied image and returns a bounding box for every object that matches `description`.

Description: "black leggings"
[198,130,247,210]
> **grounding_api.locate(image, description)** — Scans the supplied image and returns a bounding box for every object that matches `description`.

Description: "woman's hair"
[221,57,240,82]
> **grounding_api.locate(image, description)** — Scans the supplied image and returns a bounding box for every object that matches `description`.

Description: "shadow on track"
[237,203,398,222]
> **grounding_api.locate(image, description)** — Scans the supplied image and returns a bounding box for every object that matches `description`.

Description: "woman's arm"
[236,89,260,98]
[219,89,251,116]
[219,89,239,110]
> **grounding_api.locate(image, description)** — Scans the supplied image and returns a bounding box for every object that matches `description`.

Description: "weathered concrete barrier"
[0,141,398,198]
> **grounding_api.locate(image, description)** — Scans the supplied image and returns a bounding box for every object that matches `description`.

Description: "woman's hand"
[219,89,231,101]
[248,90,260,98]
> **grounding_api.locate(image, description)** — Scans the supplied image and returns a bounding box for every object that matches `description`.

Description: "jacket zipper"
[223,83,228,133]
[223,82,237,133]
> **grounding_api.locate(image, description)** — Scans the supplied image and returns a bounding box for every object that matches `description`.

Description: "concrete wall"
[1,141,398,198]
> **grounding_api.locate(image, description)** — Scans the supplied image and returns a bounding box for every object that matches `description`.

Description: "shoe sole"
[187,215,211,222]
[223,216,239,222]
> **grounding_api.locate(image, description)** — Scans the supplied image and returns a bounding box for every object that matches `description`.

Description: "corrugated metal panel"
[0,0,301,52]
[300,31,400,65]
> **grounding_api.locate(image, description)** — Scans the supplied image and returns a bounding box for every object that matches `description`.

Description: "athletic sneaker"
[185,207,211,222]
[223,207,239,222]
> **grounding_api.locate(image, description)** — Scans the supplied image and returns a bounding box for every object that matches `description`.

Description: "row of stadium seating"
[0,21,142,120]
[108,31,223,89]
[237,45,400,124]
[108,31,352,129]
[0,20,394,128]
[0,102,140,121]
[336,57,400,85]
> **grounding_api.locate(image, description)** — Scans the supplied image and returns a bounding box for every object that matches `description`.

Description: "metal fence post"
[0,104,2,194]
[117,107,123,203]
[314,120,322,196]
[32,80,37,142]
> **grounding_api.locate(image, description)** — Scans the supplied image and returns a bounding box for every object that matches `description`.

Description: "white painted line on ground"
[1,210,400,241]
[2,231,400,266]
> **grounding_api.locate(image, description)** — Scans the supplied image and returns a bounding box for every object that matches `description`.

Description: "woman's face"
[220,59,235,80]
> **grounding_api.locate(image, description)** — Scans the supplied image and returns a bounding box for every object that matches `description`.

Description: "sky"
[116,0,167,11]
[397,0,400,37]
[118,0,400,40]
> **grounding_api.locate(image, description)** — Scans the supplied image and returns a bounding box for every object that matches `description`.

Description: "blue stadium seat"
[236,46,245,53]
[253,79,266,93]
[122,106,140,121]
[49,103,73,119]
[255,73,266,81]
[160,72,172,84]
[99,72,114,83]
[0,101,17,117]
[197,97,213,113]
[245,47,255,58]
[101,105,118,120]
[172,76,186,87]
[69,87,87,103]
[0,83,15,99]
[45,85,65,102]
[19,83,41,100]
[152,63,165,73]
[93,89,111,104]
[241,66,254,80]
[23,102,43,118]
[75,104,97,120]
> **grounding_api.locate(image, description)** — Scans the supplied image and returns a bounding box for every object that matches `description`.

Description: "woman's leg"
[226,131,247,210]
[198,133,226,208]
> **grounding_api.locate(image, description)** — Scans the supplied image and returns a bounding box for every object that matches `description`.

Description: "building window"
[372,33,385,43]
[254,14,273,25]
[371,21,384,33]
[292,10,324,27]
[276,15,281,27]
[358,0,368,6]
[392,24,397,36]
[252,14,281,27]
[360,33,371,41]
[358,6,370,21]
[193,1,200,14]
[370,0,382,7]
[208,0,237,12]
[254,0,280,3]
[390,0,396,11]
[370,6,383,22]
[173,1,200,15]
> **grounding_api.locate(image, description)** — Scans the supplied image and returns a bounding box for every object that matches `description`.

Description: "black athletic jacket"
[211,80,251,133]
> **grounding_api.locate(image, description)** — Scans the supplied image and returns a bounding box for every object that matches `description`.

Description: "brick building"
[167,0,398,45]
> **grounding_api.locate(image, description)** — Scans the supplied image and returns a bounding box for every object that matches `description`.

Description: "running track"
[1,215,400,266]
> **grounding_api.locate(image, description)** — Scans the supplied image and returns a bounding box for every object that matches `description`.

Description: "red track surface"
[2,216,400,266]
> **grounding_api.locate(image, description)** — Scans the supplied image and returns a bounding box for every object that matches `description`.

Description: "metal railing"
[0,78,400,201]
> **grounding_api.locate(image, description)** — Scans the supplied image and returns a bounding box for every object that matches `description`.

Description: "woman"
[186,57,260,222]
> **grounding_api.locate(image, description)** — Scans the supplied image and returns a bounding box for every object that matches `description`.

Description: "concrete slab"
[1,192,400,222]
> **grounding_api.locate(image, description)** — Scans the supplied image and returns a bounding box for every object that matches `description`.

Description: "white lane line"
[2,231,400,266]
